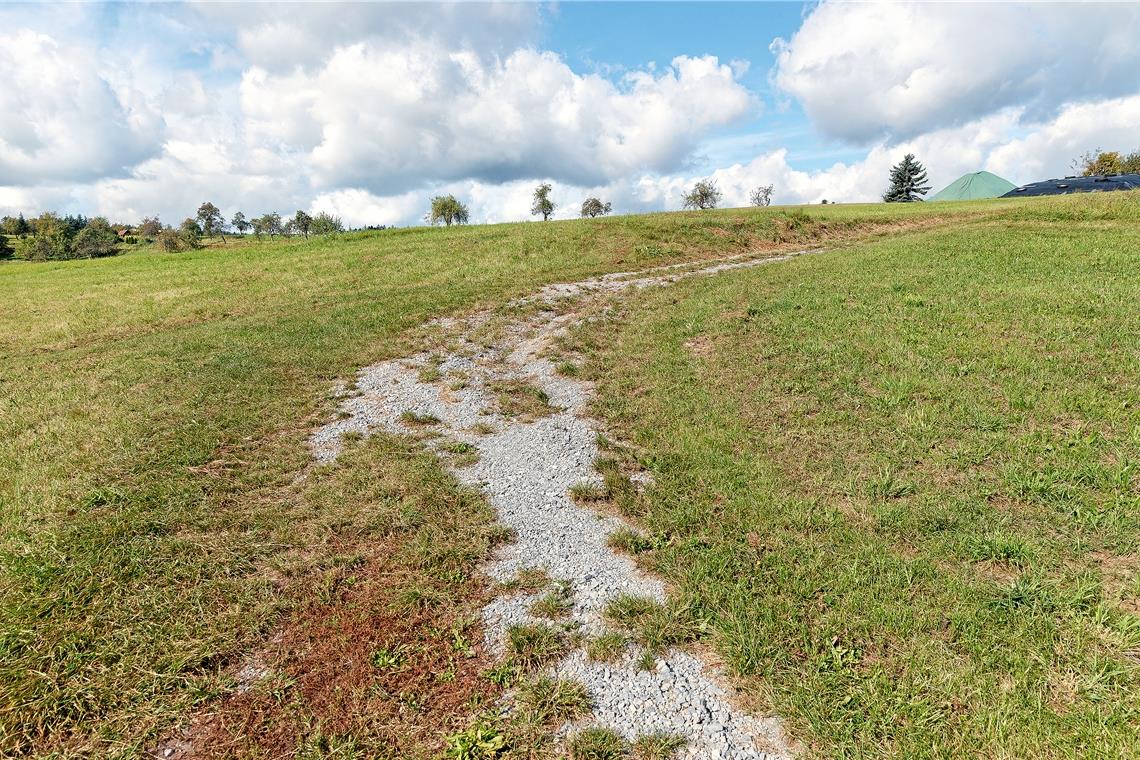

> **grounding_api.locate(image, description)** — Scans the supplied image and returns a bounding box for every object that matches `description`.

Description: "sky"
[2,1,1139,227]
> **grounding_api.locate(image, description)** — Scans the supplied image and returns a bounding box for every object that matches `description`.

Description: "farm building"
[1001,174,1140,197]
[929,171,1016,201]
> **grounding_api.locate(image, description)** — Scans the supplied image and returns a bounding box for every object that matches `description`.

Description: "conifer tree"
[883,154,931,202]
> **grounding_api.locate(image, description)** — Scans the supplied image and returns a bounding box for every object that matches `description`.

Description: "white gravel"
[309,251,812,758]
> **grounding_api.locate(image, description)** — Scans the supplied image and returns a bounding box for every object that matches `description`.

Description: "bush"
[71,218,120,259]
[0,235,13,260]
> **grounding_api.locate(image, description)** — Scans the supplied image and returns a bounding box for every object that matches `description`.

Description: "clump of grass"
[516,676,591,725]
[569,481,609,503]
[506,623,566,670]
[530,582,574,619]
[603,595,700,655]
[490,378,558,420]
[555,361,580,377]
[469,422,496,435]
[569,727,628,760]
[585,632,628,663]
[400,410,440,426]
[966,531,1034,566]
[418,365,442,383]
[632,733,685,760]
[595,457,645,517]
[606,528,653,554]
[438,439,480,466]
[483,661,519,687]
[370,647,406,670]
[498,567,550,595]
[440,440,476,455]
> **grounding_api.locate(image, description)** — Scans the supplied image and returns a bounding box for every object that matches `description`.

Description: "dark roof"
[1001,174,1140,197]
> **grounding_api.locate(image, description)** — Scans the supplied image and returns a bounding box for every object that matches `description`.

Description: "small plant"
[440,440,477,455]
[445,721,507,759]
[607,528,653,554]
[370,647,405,670]
[400,410,440,425]
[499,567,550,595]
[517,676,591,725]
[586,632,628,663]
[490,379,557,420]
[635,649,657,671]
[506,623,566,670]
[470,422,496,435]
[569,727,629,760]
[556,360,580,377]
[604,595,701,655]
[530,581,574,619]
[632,732,685,760]
[569,481,609,503]
[483,661,519,686]
[418,365,442,383]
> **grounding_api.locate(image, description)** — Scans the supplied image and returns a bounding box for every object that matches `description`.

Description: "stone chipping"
[309,250,814,758]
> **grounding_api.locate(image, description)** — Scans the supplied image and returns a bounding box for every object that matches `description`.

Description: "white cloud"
[772,1,1140,143]
[240,45,756,195]
[0,30,163,185]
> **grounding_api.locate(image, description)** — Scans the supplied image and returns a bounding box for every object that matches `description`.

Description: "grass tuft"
[569,727,629,760]
[506,623,567,670]
[585,632,628,663]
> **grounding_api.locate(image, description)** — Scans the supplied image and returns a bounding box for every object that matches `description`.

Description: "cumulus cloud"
[772,1,1140,143]
[241,46,756,194]
[0,30,163,185]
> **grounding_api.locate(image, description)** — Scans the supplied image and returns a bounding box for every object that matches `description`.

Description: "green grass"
[0,196,1121,756]
[574,192,1140,757]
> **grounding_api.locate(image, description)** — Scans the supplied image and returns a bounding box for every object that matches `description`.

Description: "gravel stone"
[309,252,813,758]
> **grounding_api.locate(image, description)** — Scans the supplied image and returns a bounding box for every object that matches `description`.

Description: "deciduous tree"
[531,183,555,221]
[71,217,120,258]
[230,212,250,235]
[291,210,313,238]
[196,202,226,241]
[749,184,774,207]
[580,198,612,218]
[682,179,722,210]
[427,195,469,226]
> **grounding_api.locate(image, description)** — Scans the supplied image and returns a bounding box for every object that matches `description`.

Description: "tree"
[71,217,120,258]
[156,227,182,252]
[1073,148,1140,176]
[196,202,226,241]
[749,184,774,207]
[16,213,72,260]
[427,195,469,226]
[682,178,722,210]
[291,210,313,238]
[179,217,202,248]
[230,211,250,235]
[252,212,284,237]
[883,154,930,202]
[310,212,344,235]
[0,233,12,260]
[531,183,555,221]
[138,216,163,240]
[580,197,612,218]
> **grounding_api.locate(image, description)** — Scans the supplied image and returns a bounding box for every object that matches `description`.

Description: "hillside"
[1,195,1137,758]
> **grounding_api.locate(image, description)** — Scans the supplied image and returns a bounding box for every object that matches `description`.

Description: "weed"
[470,422,497,435]
[530,582,574,619]
[569,481,609,503]
[400,410,440,425]
[445,721,507,759]
[606,528,653,554]
[506,623,566,670]
[569,727,629,760]
[516,676,591,725]
[556,361,580,377]
[370,647,405,670]
[632,733,686,760]
[490,378,558,420]
[586,632,628,663]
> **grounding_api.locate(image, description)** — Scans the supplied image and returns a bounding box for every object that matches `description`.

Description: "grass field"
[570,193,1140,757]
[1,195,1137,757]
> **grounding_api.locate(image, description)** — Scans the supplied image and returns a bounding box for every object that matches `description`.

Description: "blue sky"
[2,2,1139,226]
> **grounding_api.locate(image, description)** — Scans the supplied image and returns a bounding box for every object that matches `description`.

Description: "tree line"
[0,203,347,261]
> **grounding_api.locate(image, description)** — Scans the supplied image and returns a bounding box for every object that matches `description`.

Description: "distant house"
[1001,174,1140,197]
[929,171,1016,201]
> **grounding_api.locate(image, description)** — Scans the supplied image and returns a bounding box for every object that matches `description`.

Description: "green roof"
[929,171,1016,201]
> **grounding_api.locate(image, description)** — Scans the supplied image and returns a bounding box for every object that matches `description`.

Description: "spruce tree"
[883,153,931,202]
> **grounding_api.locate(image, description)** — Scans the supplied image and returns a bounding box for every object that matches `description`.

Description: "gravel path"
[310,250,813,758]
